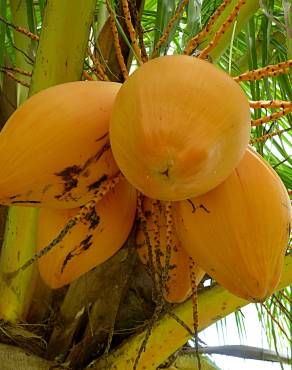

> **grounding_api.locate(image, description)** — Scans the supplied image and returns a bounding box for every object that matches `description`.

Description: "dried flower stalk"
[121,0,143,64]
[0,15,39,41]
[0,69,30,87]
[128,0,148,62]
[249,100,292,109]
[106,0,129,80]
[1,66,32,76]
[87,48,109,81]
[250,128,291,143]
[234,60,292,82]
[251,108,292,126]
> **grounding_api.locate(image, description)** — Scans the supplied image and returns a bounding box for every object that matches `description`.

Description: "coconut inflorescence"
[136,197,205,303]
[0,55,290,305]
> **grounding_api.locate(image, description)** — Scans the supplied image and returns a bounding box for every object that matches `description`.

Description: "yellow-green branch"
[0,0,37,322]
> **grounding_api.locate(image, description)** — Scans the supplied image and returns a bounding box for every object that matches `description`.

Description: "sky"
[200,304,291,370]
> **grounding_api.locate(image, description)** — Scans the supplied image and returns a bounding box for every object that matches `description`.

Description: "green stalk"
[0,208,39,321]
[30,0,96,94]
[0,0,96,322]
[0,0,37,323]
[94,254,292,370]
[9,0,34,104]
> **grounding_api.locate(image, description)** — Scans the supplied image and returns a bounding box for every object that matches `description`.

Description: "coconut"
[110,55,250,201]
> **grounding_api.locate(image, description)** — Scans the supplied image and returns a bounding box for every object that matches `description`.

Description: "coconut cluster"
[110,56,292,302]
[0,55,290,303]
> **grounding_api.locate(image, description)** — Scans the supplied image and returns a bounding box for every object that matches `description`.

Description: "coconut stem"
[163,201,174,296]
[184,0,233,55]
[166,308,194,337]
[121,0,143,64]
[133,201,176,370]
[87,47,109,81]
[234,60,292,82]
[198,0,247,60]
[134,195,160,370]
[137,193,157,294]
[127,0,148,62]
[151,199,163,291]
[189,256,201,370]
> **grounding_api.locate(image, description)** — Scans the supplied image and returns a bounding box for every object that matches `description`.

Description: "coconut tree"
[0,1,291,369]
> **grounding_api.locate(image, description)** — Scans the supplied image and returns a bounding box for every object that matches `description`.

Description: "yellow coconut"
[174,148,292,302]
[136,197,205,303]
[110,55,250,201]
[0,81,120,208]
[37,177,136,288]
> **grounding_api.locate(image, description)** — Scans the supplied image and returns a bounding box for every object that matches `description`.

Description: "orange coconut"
[0,81,120,208]
[110,55,251,201]
[174,148,292,302]
[37,177,136,288]
[136,197,205,303]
